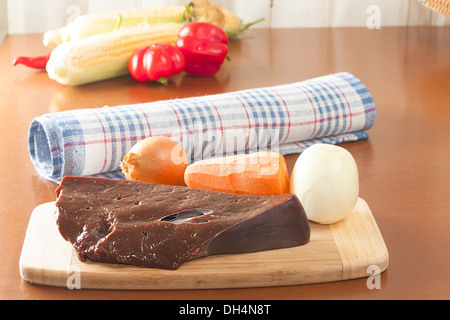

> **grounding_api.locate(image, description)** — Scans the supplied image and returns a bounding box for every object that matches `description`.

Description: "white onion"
[290,144,359,224]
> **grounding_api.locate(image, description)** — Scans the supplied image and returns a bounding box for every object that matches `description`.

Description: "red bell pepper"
[128,43,185,84]
[128,46,150,82]
[176,22,229,77]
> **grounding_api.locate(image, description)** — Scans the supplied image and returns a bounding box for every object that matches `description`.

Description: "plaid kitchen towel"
[28,72,376,183]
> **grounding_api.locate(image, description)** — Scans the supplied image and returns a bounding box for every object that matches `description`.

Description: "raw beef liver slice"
[55,176,310,270]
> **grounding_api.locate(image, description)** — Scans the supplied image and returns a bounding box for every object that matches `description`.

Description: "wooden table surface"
[1,26,449,300]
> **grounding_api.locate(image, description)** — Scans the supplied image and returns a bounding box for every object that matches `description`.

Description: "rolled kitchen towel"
[28,72,376,183]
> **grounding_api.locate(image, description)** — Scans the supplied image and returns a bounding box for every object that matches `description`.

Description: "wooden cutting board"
[19,198,388,290]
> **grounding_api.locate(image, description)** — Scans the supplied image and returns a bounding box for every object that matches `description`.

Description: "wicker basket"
[419,0,450,17]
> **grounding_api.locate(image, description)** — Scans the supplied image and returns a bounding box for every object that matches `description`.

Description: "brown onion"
[120,136,188,186]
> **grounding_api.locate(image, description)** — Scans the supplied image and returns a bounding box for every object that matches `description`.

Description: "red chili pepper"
[13,52,52,70]
[176,22,229,77]
[128,43,185,84]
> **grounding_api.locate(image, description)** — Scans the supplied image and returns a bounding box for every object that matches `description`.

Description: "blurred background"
[1,0,449,44]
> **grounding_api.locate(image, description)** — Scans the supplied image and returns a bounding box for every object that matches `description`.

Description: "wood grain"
[3,27,449,299]
[19,198,388,290]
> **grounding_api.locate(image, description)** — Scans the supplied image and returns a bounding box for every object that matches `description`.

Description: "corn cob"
[43,0,261,47]
[44,7,186,47]
[184,0,264,38]
[46,23,182,86]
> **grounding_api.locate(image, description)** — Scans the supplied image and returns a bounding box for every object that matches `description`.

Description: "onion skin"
[120,136,188,186]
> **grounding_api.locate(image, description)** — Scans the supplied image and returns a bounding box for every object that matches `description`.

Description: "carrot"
[184,151,290,195]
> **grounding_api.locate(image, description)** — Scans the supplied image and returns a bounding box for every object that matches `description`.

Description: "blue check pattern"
[28,72,376,183]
